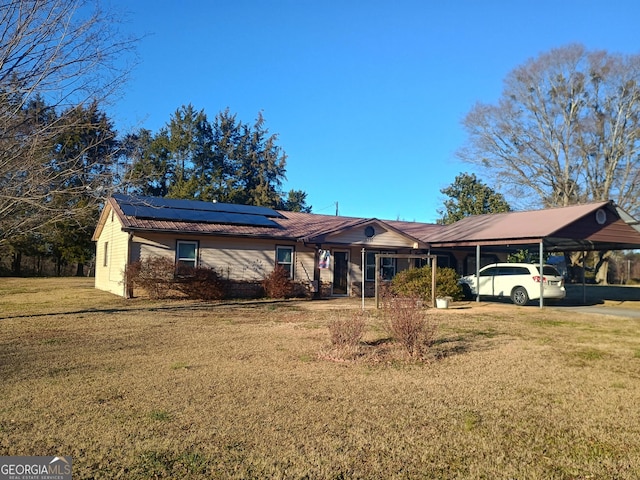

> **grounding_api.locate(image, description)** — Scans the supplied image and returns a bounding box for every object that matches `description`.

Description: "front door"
[332,251,349,295]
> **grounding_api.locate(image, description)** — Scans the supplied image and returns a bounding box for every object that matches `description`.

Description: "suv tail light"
[533,276,563,286]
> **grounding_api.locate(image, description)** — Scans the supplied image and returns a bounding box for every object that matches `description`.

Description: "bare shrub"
[321,311,367,361]
[262,266,294,299]
[329,311,366,348]
[174,267,228,300]
[381,294,437,359]
[125,257,175,299]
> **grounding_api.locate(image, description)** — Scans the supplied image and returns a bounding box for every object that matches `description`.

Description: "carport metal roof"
[426,201,640,252]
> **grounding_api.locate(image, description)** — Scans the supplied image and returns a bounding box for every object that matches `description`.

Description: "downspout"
[125,232,134,298]
[582,253,587,304]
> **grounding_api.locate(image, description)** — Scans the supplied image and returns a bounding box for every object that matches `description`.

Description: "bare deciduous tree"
[457,44,640,216]
[0,0,136,246]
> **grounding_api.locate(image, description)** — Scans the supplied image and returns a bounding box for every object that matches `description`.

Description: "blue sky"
[108,0,640,223]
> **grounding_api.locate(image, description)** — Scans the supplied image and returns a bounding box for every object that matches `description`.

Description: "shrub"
[328,311,366,349]
[321,311,367,361]
[125,256,175,299]
[173,266,228,300]
[125,257,229,300]
[381,294,436,359]
[262,265,294,299]
[390,265,463,302]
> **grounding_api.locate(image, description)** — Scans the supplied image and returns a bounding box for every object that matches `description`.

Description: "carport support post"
[476,244,481,302]
[539,241,544,309]
[375,254,380,309]
[431,259,437,308]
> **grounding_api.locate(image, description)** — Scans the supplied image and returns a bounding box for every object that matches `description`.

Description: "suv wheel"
[511,286,529,306]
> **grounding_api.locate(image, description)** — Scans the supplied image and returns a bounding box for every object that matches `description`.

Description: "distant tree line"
[1,100,310,276]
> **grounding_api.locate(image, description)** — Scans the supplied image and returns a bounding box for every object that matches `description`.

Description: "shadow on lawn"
[0,298,305,320]
[431,329,501,359]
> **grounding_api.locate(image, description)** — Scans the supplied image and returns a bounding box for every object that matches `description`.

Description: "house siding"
[94,207,130,296]
[131,233,317,286]
[325,223,418,248]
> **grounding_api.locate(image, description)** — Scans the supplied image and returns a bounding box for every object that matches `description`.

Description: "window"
[365,252,396,281]
[103,242,109,267]
[176,240,198,273]
[479,267,499,277]
[276,246,294,279]
[502,266,530,276]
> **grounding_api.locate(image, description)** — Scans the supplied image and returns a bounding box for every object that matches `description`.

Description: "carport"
[427,201,640,307]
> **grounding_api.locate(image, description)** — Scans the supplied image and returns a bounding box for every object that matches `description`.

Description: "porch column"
[361,248,365,311]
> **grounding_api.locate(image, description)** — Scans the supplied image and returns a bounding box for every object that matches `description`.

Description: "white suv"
[460,263,566,306]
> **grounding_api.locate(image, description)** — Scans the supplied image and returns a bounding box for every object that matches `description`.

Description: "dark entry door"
[332,251,348,295]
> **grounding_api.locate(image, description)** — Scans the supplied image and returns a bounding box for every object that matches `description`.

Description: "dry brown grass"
[2,278,640,478]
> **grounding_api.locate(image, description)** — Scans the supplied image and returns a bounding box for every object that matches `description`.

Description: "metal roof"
[427,201,640,251]
[93,196,640,251]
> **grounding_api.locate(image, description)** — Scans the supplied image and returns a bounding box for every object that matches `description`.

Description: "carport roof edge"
[427,201,640,251]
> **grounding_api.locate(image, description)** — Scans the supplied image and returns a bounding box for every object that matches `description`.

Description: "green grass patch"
[572,348,607,361]
[148,410,171,422]
[170,361,190,370]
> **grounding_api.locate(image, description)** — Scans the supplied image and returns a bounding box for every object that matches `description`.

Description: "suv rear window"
[536,266,561,276]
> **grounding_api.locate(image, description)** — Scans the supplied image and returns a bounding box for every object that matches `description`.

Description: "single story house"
[92,194,640,298]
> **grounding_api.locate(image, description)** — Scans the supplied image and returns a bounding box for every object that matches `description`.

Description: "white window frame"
[176,240,199,272]
[365,251,396,281]
[276,245,294,279]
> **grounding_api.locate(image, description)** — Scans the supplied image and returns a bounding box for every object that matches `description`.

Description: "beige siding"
[326,222,417,248]
[133,234,317,285]
[94,207,130,297]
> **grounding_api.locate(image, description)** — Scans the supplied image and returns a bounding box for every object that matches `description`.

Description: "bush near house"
[125,257,175,299]
[173,266,228,300]
[262,265,295,299]
[125,257,228,300]
[391,265,463,302]
[125,256,310,300]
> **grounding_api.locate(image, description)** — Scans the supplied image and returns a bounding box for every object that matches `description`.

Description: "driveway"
[548,284,640,319]
[550,304,640,319]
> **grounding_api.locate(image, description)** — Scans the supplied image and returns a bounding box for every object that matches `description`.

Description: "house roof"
[93,195,428,246]
[93,195,640,251]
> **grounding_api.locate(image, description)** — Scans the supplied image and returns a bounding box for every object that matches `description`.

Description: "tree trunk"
[566,251,586,283]
[594,251,612,285]
[76,263,85,276]
[12,252,22,276]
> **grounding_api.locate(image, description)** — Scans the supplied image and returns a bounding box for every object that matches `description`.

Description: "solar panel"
[114,194,283,228]
[114,194,284,218]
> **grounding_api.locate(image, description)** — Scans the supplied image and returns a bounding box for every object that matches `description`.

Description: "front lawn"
[1,278,640,478]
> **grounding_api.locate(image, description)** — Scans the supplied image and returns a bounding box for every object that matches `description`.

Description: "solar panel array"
[114,194,284,228]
